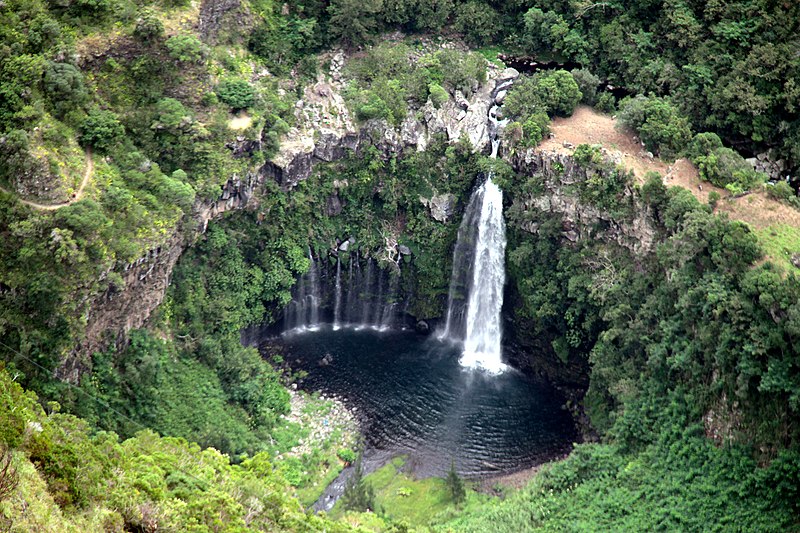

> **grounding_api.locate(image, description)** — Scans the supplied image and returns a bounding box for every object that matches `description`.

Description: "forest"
[1,0,799,530]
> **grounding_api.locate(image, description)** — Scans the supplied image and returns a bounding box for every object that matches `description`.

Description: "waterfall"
[284,248,406,333]
[459,176,506,372]
[439,100,509,373]
[333,256,342,330]
[283,249,322,333]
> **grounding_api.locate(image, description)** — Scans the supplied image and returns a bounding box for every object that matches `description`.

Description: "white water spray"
[333,256,342,330]
[439,98,510,373]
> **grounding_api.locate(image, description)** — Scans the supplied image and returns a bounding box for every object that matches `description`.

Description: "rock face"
[420,193,457,223]
[746,150,790,182]
[509,149,657,255]
[58,169,267,382]
[263,59,519,188]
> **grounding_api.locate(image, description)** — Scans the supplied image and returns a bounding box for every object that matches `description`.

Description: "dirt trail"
[540,106,800,232]
[1,148,93,211]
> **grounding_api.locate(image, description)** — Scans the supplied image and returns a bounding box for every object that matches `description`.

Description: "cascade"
[333,256,342,330]
[307,249,321,328]
[358,260,374,329]
[439,100,509,373]
[282,249,322,333]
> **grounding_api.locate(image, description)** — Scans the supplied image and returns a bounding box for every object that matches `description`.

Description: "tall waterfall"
[440,102,509,373]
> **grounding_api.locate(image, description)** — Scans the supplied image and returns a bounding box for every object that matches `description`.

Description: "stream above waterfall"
[268,328,578,483]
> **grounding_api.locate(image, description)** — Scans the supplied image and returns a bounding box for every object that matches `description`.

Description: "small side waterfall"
[283,249,323,332]
[283,251,405,334]
[439,98,510,373]
[333,256,342,330]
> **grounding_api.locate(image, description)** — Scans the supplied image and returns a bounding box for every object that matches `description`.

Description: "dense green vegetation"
[0,368,363,532]
[2,0,800,530]
[259,0,799,166]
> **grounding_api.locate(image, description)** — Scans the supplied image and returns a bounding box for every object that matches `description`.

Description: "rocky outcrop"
[509,149,657,255]
[746,150,790,182]
[198,0,253,45]
[57,169,267,382]
[264,57,519,188]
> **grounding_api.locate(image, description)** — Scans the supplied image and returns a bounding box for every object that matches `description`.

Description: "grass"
[476,46,506,68]
[754,224,800,273]
[332,456,494,528]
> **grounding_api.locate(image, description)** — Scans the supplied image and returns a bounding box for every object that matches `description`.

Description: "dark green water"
[276,327,579,478]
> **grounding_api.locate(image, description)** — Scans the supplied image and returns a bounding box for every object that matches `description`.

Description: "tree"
[453,1,499,47]
[79,109,124,152]
[216,80,254,111]
[445,460,465,505]
[327,0,383,46]
[341,455,375,512]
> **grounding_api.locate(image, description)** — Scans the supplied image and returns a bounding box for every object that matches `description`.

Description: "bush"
[765,181,797,203]
[504,70,580,120]
[686,132,724,160]
[428,82,448,108]
[707,190,721,208]
[595,92,616,113]
[133,8,163,43]
[216,79,254,110]
[536,70,582,117]
[165,34,205,63]
[571,69,600,105]
[692,146,765,191]
[617,95,693,159]
[79,109,124,152]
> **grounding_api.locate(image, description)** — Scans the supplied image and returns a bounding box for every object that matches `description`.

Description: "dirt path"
[540,106,800,232]
[1,147,93,211]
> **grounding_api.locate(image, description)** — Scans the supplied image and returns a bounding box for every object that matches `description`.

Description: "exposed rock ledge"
[509,149,657,255]
[265,53,520,188]
[60,60,519,381]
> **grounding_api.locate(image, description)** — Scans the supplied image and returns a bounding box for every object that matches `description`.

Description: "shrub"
[133,8,163,43]
[79,109,124,152]
[504,70,581,120]
[708,190,721,208]
[686,132,724,160]
[428,82,448,108]
[595,92,616,113]
[693,146,765,191]
[216,79,254,110]
[165,34,206,63]
[536,70,582,117]
[765,181,797,203]
[337,448,357,464]
[571,69,600,105]
[617,95,693,159]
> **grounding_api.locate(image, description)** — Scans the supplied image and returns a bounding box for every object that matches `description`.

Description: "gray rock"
[398,244,411,255]
[416,320,430,334]
[325,193,342,216]
[338,240,349,252]
[427,193,457,223]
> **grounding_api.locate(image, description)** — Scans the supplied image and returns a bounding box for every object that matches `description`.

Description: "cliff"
[508,148,657,255]
[61,56,519,379]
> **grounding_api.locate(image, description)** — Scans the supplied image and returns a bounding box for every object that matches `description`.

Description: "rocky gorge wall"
[62,57,520,380]
[508,148,658,255]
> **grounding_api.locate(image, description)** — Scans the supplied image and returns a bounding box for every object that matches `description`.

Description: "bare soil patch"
[539,106,800,233]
